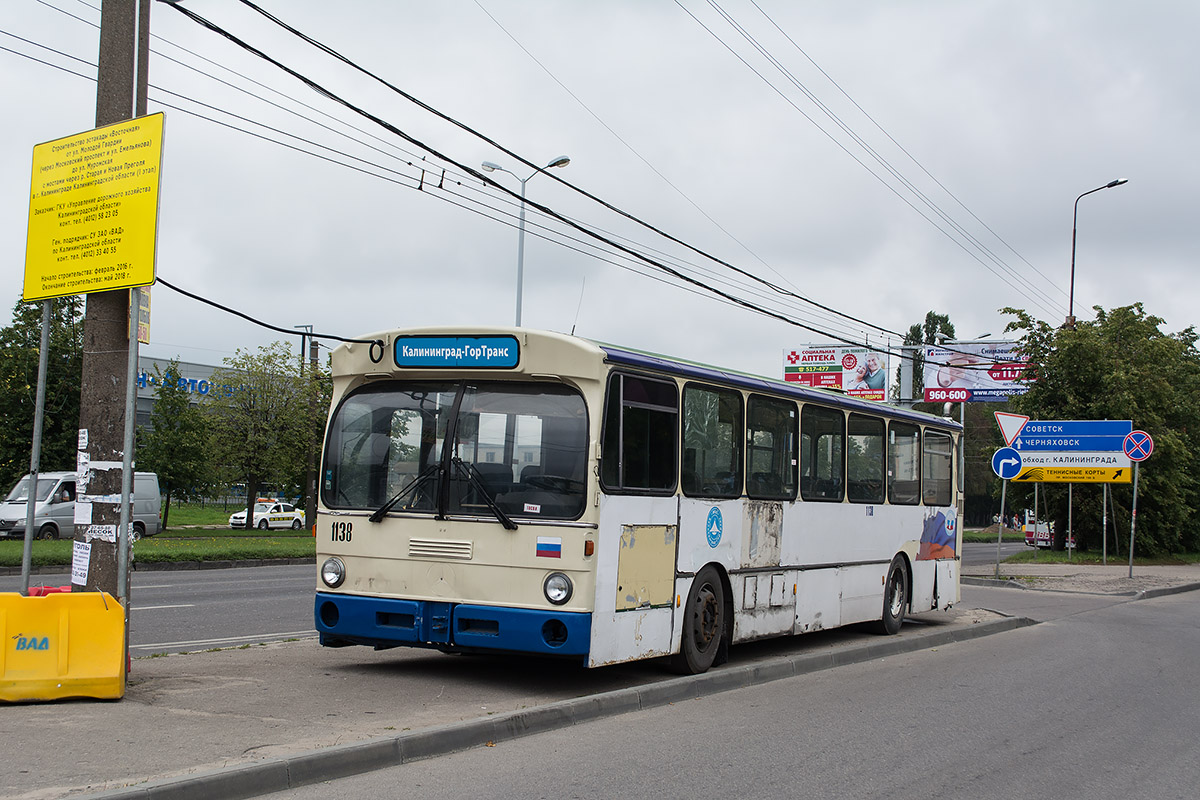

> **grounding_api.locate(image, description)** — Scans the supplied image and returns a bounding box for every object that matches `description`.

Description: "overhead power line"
[217,0,912,341]
[156,0,919,353]
[747,0,1064,303]
[678,0,1059,319]
[6,3,1003,367]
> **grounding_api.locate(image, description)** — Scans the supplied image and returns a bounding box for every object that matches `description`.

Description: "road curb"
[1134,581,1200,600]
[962,576,1029,589]
[79,615,1035,800]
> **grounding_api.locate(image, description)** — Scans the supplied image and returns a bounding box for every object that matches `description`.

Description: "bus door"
[589,495,679,667]
[591,372,681,667]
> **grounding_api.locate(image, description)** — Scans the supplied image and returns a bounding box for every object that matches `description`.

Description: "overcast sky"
[3,1,1194,379]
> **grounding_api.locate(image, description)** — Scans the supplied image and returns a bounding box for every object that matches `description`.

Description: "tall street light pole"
[481,155,571,326]
[1067,178,1128,328]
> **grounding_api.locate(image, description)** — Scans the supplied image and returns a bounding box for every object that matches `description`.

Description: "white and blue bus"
[314,327,961,673]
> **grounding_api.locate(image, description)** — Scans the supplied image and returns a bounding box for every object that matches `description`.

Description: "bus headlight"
[543,572,573,605]
[321,557,346,588]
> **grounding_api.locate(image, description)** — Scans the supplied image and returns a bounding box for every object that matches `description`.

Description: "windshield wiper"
[451,457,518,531]
[368,464,440,523]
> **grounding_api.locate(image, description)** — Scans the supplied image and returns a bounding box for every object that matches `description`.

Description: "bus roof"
[597,341,961,430]
[333,326,960,431]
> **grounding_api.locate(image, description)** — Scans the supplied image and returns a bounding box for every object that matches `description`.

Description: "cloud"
[3,0,1196,376]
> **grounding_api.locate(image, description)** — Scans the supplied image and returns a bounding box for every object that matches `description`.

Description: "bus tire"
[877,557,908,635]
[37,523,58,541]
[669,565,726,674]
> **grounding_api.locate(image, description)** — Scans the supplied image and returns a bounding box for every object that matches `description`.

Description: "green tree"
[894,311,956,404]
[1004,303,1200,555]
[138,359,213,529]
[288,346,332,522]
[0,297,84,488]
[204,341,316,528]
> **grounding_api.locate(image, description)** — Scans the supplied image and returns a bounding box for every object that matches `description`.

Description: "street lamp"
[1067,178,1128,328]
[481,155,571,326]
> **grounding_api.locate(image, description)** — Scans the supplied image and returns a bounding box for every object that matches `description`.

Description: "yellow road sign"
[1014,466,1132,484]
[24,113,164,301]
[136,286,151,344]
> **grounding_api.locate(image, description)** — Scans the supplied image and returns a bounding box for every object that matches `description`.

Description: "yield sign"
[994,412,1029,447]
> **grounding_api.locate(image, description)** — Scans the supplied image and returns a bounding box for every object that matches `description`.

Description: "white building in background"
[135,357,228,429]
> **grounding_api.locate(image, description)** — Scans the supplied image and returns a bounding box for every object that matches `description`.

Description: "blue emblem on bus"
[394,336,520,369]
[706,507,722,548]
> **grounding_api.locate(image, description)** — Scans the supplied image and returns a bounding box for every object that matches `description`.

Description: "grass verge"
[962,529,1027,543]
[1002,548,1200,566]
[0,536,314,568]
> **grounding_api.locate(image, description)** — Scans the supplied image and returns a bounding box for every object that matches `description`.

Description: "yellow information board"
[24,113,164,301]
[1014,466,1132,484]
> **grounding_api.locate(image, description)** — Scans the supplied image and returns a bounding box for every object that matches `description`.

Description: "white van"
[0,471,161,540]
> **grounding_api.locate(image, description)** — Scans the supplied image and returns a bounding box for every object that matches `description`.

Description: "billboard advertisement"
[784,345,889,402]
[923,341,1028,402]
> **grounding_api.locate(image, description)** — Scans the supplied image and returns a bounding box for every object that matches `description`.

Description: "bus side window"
[600,373,678,494]
[681,383,743,499]
[746,394,797,500]
[846,413,884,503]
[800,405,844,502]
[888,422,921,505]
[923,430,953,506]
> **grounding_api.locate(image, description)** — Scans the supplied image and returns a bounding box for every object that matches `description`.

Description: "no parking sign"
[1124,430,1153,462]
[1124,430,1153,577]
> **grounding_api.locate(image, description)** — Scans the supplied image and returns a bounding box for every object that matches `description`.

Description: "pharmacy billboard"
[784,345,889,402]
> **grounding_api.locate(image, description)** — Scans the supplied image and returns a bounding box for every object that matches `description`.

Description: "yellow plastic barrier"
[0,590,126,702]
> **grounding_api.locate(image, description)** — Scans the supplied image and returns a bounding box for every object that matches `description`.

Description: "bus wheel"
[37,524,57,540]
[670,565,725,674]
[877,558,908,635]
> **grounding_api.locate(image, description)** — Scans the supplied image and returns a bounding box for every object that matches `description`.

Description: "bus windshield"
[323,380,589,522]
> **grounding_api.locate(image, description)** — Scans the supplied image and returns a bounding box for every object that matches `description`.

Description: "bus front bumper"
[314,592,591,657]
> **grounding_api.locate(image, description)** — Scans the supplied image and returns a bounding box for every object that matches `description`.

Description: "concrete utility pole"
[74,0,151,596]
[305,336,320,530]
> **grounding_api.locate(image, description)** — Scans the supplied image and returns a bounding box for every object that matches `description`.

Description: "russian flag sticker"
[536,536,562,558]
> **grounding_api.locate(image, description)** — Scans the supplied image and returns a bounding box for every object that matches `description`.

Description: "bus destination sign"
[394,335,520,369]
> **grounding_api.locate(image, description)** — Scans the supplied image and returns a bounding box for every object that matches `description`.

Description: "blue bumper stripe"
[314,592,591,656]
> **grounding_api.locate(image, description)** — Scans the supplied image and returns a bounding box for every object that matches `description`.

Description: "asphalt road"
[1,564,317,655]
[265,590,1200,800]
[0,542,1022,654]
[961,537,1028,565]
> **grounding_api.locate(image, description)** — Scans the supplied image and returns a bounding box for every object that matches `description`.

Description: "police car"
[229,501,305,530]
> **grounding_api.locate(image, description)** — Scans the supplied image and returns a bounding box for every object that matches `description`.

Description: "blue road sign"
[1019,420,1132,436]
[992,447,1023,479]
[1014,435,1129,451]
[1012,420,1132,452]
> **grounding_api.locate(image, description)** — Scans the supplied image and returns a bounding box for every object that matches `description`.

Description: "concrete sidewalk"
[5,606,1021,800]
[8,560,1199,800]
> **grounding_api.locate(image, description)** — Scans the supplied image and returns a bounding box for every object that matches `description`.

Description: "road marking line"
[136,604,196,610]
